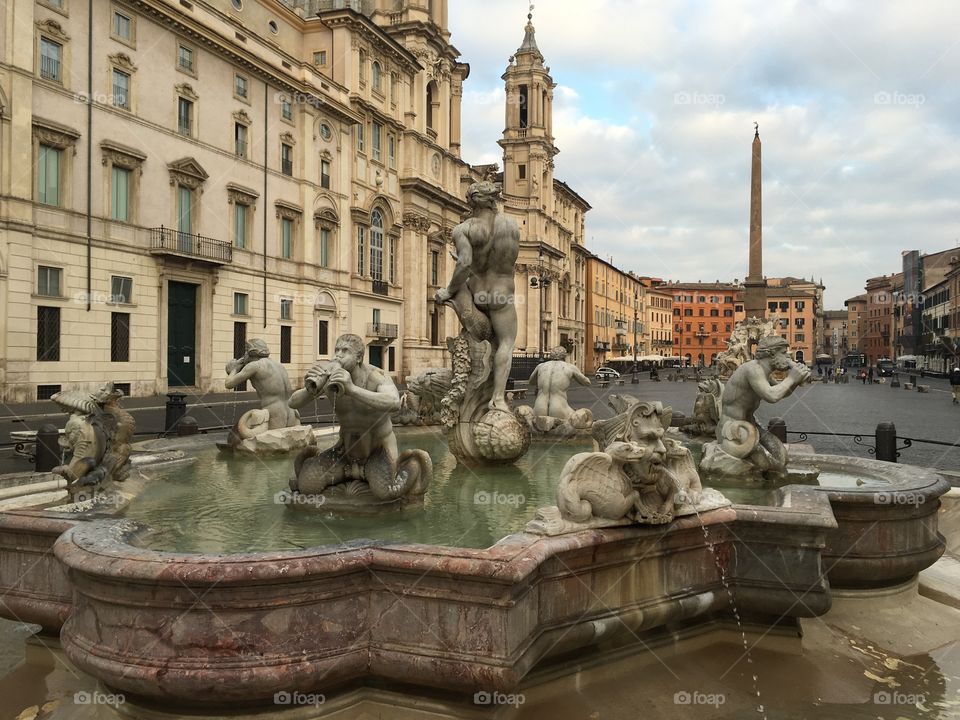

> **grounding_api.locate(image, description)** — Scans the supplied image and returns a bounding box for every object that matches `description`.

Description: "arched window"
[372,62,382,93]
[370,209,384,281]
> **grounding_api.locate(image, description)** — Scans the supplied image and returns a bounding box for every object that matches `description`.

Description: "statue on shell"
[516,346,593,437]
[223,339,312,452]
[287,333,431,507]
[527,398,729,536]
[435,181,530,464]
[51,383,134,501]
[700,335,811,481]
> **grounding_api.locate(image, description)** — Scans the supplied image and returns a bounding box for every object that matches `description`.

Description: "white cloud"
[449,0,960,306]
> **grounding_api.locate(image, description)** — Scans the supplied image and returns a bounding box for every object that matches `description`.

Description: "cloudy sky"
[447,0,960,308]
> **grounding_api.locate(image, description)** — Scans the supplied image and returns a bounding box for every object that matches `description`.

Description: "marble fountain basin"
[0,432,950,708]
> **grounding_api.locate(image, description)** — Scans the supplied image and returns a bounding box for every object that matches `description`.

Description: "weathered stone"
[236,425,315,454]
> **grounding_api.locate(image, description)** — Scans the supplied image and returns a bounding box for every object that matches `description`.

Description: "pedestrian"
[868,366,874,383]
[860,370,867,384]
[950,366,960,405]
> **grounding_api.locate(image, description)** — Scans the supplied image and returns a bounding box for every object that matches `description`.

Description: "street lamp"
[529,246,551,357]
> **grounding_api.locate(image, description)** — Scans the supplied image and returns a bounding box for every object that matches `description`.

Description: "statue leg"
[487,304,518,412]
[292,445,345,494]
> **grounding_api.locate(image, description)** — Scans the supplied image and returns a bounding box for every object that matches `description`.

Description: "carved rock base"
[225,425,316,455]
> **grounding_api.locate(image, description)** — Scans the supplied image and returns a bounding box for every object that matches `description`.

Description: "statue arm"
[288,387,314,409]
[225,360,258,389]
[746,368,799,403]
[349,380,402,414]
[444,227,474,296]
[573,368,592,386]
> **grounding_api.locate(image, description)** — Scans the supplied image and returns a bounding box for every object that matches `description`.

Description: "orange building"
[862,274,900,365]
[662,282,740,367]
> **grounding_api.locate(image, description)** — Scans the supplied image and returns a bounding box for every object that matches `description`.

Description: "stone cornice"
[226,183,259,205]
[108,52,137,72]
[36,17,69,41]
[100,140,146,169]
[274,200,302,219]
[32,118,80,149]
[167,157,208,189]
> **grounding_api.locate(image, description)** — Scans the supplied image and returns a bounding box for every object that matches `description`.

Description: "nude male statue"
[529,346,591,420]
[434,181,520,412]
[289,334,413,499]
[717,335,810,469]
[224,339,299,429]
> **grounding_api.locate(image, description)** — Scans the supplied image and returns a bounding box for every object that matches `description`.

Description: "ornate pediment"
[279,131,296,146]
[167,157,208,189]
[100,140,146,170]
[313,208,339,229]
[109,53,137,72]
[175,83,198,101]
[232,109,252,125]
[402,212,431,233]
[37,18,69,41]
[33,118,80,149]
[226,182,259,205]
[275,200,302,220]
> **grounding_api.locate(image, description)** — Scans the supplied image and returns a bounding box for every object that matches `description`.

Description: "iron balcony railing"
[367,322,398,339]
[149,226,233,264]
[371,279,389,296]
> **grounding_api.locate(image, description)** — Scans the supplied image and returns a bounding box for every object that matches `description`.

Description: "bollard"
[165,393,187,435]
[875,422,898,463]
[891,373,900,388]
[910,375,917,387]
[767,417,787,444]
[176,416,199,436]
[35,424,61,472]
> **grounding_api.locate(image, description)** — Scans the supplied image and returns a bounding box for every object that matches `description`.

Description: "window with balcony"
[177,97,193,136]
[177,43,195,74]
[112,69,130,109]
[235,123,247,158]
[369,210,384,281]
[39,37,62,82]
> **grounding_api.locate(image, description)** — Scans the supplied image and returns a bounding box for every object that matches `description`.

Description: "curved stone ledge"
[51,489,836,706]
[797,454,950,588]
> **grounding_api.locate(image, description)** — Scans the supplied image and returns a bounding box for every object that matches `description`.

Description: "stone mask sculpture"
[286,333,431,508]
[434,181,530,464]
[700,335,811,482]
[527,398,728,535]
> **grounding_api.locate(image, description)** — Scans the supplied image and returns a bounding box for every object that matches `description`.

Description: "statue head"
[549,346,568,361]
[623,401,671,478]
[334,333,365,371]
[466,181,501,211]
[755,336,791,371]
[246,338,270,358]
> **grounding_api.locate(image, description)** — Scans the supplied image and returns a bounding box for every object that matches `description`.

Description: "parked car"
[595,367,621,380]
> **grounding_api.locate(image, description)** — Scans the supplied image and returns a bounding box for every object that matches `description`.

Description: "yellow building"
[0,0,530,400]
[585,256,643,371]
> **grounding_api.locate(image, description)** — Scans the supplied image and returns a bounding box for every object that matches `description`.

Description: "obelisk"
[743,124,766,319]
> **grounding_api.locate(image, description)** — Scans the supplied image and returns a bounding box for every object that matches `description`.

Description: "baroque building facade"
[0,0,520,401]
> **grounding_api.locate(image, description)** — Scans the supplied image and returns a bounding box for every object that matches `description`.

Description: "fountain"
[0,184,953,715]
